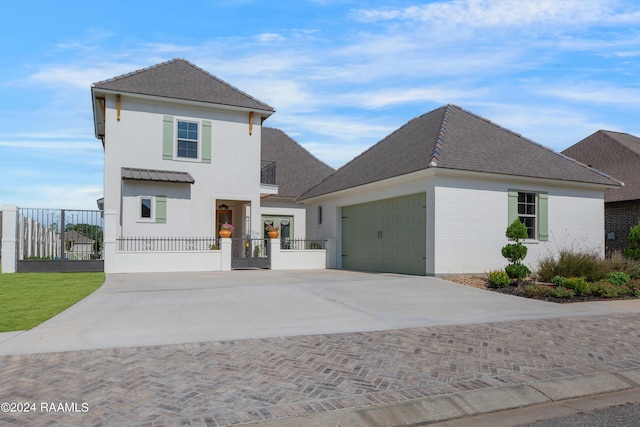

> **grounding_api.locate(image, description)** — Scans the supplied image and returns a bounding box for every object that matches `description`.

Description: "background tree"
[625,221,640,260]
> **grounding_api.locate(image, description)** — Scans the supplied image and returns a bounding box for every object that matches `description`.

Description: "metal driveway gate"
[16,208,104,272]
[231,237,270,269]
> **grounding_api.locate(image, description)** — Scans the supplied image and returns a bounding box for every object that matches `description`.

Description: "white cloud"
[536,83,640,106]
[353,0,638,28]
[256,33,286,43]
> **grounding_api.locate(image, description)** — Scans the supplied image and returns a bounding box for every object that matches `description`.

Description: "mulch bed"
[443,275,638,304]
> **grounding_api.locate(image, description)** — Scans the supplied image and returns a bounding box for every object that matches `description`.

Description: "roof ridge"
[450,105,623,186]
[180,59,275,111]
[92,58,180,87]
[601,130,640,159]
[92,58,275,111]
[428,104,453,167]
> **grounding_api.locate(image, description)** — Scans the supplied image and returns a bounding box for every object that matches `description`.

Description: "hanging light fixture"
[218,203,229,210]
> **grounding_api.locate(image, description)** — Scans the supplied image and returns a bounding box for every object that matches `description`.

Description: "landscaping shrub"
[607,271,631,287]
[522,284,551,299]
[590,281,619,298]
[562,277,591,296]
[628,280,640,297]
[537,249,607,282]
[551,286,574,299]
[605,252,640,279]
[502,220,530,282]
[487,270,510,288]
[625,222,640,260]
[551,275,566,286]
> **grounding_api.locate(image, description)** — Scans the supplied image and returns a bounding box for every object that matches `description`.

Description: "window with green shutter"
[162,116,174,160]
[155,196,167,224]
[507,190,548,241]
[163,116,212,164]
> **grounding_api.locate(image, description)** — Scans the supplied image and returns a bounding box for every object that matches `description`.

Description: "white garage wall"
[303,169,607,276]
[432,173,606,275]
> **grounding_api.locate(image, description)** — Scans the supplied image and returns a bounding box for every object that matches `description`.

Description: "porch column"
[249,197,261,237]
[269,237,282,269]
[103,209,117,273]
[1,205,17,273]
[220,238,231,271]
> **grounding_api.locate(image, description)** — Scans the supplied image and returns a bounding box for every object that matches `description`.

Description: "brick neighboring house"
[562,130,640,255]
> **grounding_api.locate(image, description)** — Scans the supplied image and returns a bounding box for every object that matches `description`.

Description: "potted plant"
[266,224,279,239]
[219,223,234,238]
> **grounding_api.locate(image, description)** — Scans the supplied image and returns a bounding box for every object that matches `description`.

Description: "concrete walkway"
[2,270,640,426]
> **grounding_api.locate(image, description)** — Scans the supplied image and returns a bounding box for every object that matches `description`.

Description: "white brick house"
[298,105,621,276]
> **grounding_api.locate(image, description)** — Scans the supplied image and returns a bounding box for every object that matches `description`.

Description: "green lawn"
[0,266,104,332]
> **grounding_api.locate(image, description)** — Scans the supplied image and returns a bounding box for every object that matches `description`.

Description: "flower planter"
[268,230,279,239]
[219,230,232,238]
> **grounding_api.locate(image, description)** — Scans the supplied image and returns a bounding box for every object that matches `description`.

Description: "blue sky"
[1,0,640,210]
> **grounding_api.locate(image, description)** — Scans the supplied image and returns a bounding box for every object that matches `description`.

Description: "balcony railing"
[261,161,276,185]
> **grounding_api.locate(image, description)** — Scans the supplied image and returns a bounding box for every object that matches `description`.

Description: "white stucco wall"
[102,94,264,239]
[302,169,607,276]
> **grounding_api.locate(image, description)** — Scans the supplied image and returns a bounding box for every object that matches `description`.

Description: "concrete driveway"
[1,269,638,355]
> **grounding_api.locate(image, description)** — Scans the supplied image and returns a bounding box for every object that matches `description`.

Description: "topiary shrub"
[551,286,575,299]
[625,222,640,260]
[562,277,591,296]
[607,271,631,287]
[505,264,531,281]
[487,270,510,288]
[502,219,530,283]
[522,284,551,299]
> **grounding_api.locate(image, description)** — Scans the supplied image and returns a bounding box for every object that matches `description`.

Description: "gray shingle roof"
[121,167,195,184]
[299,105,620,200]
[562,130,640,202]
[261,128,334,198]
[93,59,274,112]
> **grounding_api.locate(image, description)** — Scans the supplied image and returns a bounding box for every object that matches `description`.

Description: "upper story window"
[177,121,198,159]
[163,116,211,164]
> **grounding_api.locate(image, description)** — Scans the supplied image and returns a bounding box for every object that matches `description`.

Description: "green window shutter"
[156,196,167,224]
[538,192,549,241]
[162,116,174,160]
[202,120,212,164]
[507,190,518,225]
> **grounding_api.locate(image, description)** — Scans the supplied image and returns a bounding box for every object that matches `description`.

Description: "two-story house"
[92,58,277,244]
[92,59,333,273]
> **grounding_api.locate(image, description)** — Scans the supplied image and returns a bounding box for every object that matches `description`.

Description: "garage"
[341,193,426,275]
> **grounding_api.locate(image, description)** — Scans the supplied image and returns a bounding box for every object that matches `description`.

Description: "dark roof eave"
[92,87,275,115]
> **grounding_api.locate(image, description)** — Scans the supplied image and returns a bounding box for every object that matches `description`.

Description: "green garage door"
[342,193,426,275]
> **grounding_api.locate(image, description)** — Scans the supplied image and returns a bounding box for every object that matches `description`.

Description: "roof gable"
[261,128,334,198]
[92,58,274,112]
[563,130,640,202]
[299,105,619,200]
